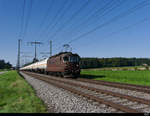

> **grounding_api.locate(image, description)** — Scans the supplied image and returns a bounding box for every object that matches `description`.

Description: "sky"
[0,0,150,66]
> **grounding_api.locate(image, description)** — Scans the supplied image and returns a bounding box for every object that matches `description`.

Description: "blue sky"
[0,0,150,66]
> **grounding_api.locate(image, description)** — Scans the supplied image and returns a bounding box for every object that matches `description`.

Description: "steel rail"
[78,78,150,89]
[22,71,144,113]
[53,78,150,106]
[77,78,150,94]
[24,72,150,106]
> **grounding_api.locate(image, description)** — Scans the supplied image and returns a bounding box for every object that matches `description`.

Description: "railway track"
[77,78,150,94]
[22,71,150,113]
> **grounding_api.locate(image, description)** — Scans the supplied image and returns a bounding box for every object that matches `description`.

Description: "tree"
[0,60,12,69]
[80,57,150,69]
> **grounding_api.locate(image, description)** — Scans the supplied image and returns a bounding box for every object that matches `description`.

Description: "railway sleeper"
[130,104,149,110]
[23,72,144,113]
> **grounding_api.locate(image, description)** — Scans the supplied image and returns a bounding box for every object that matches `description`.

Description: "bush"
[145,66,149,70]
[134,67,138,71]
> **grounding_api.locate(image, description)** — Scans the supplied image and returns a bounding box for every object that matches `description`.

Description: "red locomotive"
[20,52,80,77]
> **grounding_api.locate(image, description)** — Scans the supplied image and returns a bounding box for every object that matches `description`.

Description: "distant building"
[142,64,148,66]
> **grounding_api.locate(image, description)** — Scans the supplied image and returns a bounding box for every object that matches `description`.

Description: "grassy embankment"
[0,69,5,72]
[0,69,10,72]
[81,69,150,86]
[0,71,47,113]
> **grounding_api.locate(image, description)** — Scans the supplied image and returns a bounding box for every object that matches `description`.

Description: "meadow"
[0,71,47,113]
[81,69,150,86]
[0,69,11,72]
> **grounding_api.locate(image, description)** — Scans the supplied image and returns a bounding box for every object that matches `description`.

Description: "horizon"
[0,0,150,66]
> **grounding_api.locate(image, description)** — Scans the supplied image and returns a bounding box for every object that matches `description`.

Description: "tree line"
[80,57,150,69]
[0,60,12,69]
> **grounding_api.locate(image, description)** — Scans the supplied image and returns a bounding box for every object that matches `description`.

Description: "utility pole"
[28,41,42,62]
[17,39,21,71]
[50,40,52,57]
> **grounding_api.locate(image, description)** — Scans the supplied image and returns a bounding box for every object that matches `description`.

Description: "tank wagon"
[20,52,80,77]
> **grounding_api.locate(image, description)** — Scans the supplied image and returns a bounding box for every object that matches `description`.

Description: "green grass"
[81,70,150,86]
[0,69,5,72]
[0,69,10,72]
[0,71,47,113]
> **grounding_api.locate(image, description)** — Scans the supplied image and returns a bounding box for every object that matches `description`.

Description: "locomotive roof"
[50,52,78,58]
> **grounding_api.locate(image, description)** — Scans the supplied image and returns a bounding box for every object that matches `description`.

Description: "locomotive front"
[63,53,80,77]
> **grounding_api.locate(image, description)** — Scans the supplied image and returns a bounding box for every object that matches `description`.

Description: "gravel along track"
[22,72,150,113]
[21,72,121,113]
[25,72,150,101]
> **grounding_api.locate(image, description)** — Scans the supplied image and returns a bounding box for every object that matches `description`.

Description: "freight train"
[20,52,80,77]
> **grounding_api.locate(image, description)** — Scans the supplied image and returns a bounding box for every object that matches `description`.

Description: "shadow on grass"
[79,74,106,79]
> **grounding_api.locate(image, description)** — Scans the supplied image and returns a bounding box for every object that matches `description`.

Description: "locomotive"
[20,52,80,77]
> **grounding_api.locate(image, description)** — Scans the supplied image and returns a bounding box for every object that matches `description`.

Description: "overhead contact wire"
[53,0,123,49]
[19,0,26,39]
[36,0,54,40]
[45,0,91,42]
[68,0,150,44]
[23,0,34,39]
[39,0,68,40]
[65,0,124,39]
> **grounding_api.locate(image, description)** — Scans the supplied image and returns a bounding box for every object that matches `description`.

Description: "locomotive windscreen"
[63,56,69,62]
[69,56,80,62]
[63,55,80,62]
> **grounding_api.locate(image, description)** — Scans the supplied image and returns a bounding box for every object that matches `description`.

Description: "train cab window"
[69,56,79,62]
[63,56,69,62]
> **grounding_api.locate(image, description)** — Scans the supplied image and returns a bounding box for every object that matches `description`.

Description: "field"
[0,69,11,72]
[81,69,150,86]
[0,71,47,113]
